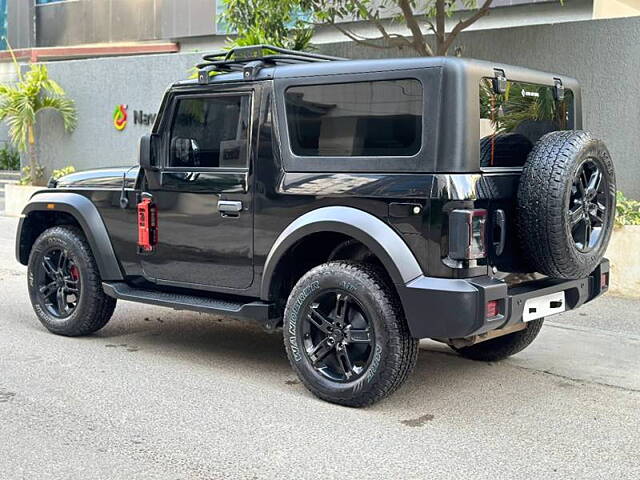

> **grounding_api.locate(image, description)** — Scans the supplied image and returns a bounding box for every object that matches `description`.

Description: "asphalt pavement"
[1,215,638,480]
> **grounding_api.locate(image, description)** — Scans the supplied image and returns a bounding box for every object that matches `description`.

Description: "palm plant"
[0,61,77,186]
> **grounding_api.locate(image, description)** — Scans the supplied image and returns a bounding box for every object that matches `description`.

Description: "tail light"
[486,300,499,318]
[137,195,158,254]
[449,209,488,260]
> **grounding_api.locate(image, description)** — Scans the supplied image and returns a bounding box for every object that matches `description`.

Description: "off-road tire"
[27,226,117,336]
[452,319,544,362]
[283,261,418,407]
[517,130,615,279]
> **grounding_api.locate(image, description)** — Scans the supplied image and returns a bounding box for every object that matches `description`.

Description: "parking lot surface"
[1,216,638,480]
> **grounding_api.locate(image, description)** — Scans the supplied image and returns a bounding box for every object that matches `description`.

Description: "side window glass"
[285,79,423,157]
[169,94,251,169]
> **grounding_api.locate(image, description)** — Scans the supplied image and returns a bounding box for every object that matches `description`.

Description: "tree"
[221,0,313,50]
[0,61,77,185]
[307,0,494,56]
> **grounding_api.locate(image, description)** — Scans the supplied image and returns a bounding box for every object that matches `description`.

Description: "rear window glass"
[285,79,423,157]
[479,79,574,168]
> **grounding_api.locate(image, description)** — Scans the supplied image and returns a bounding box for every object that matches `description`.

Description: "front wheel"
[27,226,117,336]
[283,261,418,407]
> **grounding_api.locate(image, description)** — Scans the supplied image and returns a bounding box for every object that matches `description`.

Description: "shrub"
[18,165,45,185]
[51,165,75,181]
[0,143,20,170]
[615,191,640,227]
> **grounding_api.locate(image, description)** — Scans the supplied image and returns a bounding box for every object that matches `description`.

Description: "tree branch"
[435,0,445,54]
[331,23,396,50]
[397,0,432,56]
[423,18,436,35]
[350,0,415,51]
[440,0,493,55]
[353,0,391,39]
[319,0,416,53]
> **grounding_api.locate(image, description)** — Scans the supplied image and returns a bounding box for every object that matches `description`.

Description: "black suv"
[16,46,616,407]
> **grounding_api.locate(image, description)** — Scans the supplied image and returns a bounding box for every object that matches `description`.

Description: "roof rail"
[196,44,347,84]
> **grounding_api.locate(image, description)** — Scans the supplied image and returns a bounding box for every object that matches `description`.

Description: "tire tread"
[284,261,418,407]
[28,225,116,337]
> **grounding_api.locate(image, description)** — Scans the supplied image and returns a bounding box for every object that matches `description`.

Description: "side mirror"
[139,134,160,170]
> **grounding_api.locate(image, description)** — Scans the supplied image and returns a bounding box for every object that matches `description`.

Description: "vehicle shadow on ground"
[89,304,553,415]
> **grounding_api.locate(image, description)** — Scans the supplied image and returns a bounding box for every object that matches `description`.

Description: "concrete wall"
[320,15,640,198]
[35,52,202,175]
[32,15,640,198]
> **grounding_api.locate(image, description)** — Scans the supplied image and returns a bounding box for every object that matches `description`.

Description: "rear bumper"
[398,259,610,339]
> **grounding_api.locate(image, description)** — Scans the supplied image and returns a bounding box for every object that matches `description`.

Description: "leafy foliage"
[0,143,20,170]
[0,64,77,152]
[222,0,313,50]
[615,191,640,227]
[51,165,75,181]
[18,165,45,186]
[0,61,77,185]
[305,0,494,56]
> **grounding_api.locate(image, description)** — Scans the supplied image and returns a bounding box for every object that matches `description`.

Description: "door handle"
[218,200,243,216]
[493,209,506,256]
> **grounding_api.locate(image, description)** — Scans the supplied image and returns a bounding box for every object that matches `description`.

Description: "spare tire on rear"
[517,130,615,279]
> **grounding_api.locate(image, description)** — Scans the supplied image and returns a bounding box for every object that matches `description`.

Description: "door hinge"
[492,68,507,94]
[553,77,565,101]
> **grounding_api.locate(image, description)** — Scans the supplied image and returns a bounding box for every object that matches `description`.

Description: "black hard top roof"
[174,55,577,89]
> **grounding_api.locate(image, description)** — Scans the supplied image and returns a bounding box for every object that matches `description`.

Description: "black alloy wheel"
[35,247,81,318]
[517,130,615,279]
[27,226,117,336]
[303,290,375,382]
[568,159,608,253]
[283,261,419,407]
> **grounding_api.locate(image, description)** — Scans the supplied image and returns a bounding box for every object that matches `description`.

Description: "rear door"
[478,78,575,275]
[141,85,257,290]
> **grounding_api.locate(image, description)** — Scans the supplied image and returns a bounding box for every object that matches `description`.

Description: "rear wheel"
[283,261,418,407]
[27,226,117,336]
[451,319,544,362]
[517,131,615,279]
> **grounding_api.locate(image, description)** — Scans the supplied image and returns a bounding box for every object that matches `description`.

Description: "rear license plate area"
[522,291,566,322]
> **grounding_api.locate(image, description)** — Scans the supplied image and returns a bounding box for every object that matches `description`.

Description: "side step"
[102,282,277,327]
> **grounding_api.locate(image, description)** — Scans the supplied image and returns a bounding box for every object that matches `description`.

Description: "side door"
[141,87,257,291]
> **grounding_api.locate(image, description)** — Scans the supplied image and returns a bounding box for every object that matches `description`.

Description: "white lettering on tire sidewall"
[288,280,320,362]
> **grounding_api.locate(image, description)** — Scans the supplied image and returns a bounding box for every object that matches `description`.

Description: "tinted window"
[479,79,574,168]
[285,79,422,157]
[169,95,250,168]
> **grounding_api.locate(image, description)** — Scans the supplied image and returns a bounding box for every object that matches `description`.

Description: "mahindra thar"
[16,46,615,406]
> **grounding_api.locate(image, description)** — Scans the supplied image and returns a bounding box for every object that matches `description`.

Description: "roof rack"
[195,44,346,84]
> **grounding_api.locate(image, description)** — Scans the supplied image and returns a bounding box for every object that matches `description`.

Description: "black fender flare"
[16,192,124,281]
[260,206,423,300]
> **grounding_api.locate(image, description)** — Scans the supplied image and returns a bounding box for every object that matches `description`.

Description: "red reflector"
[601,272,609,289]
[486,300,499,318]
